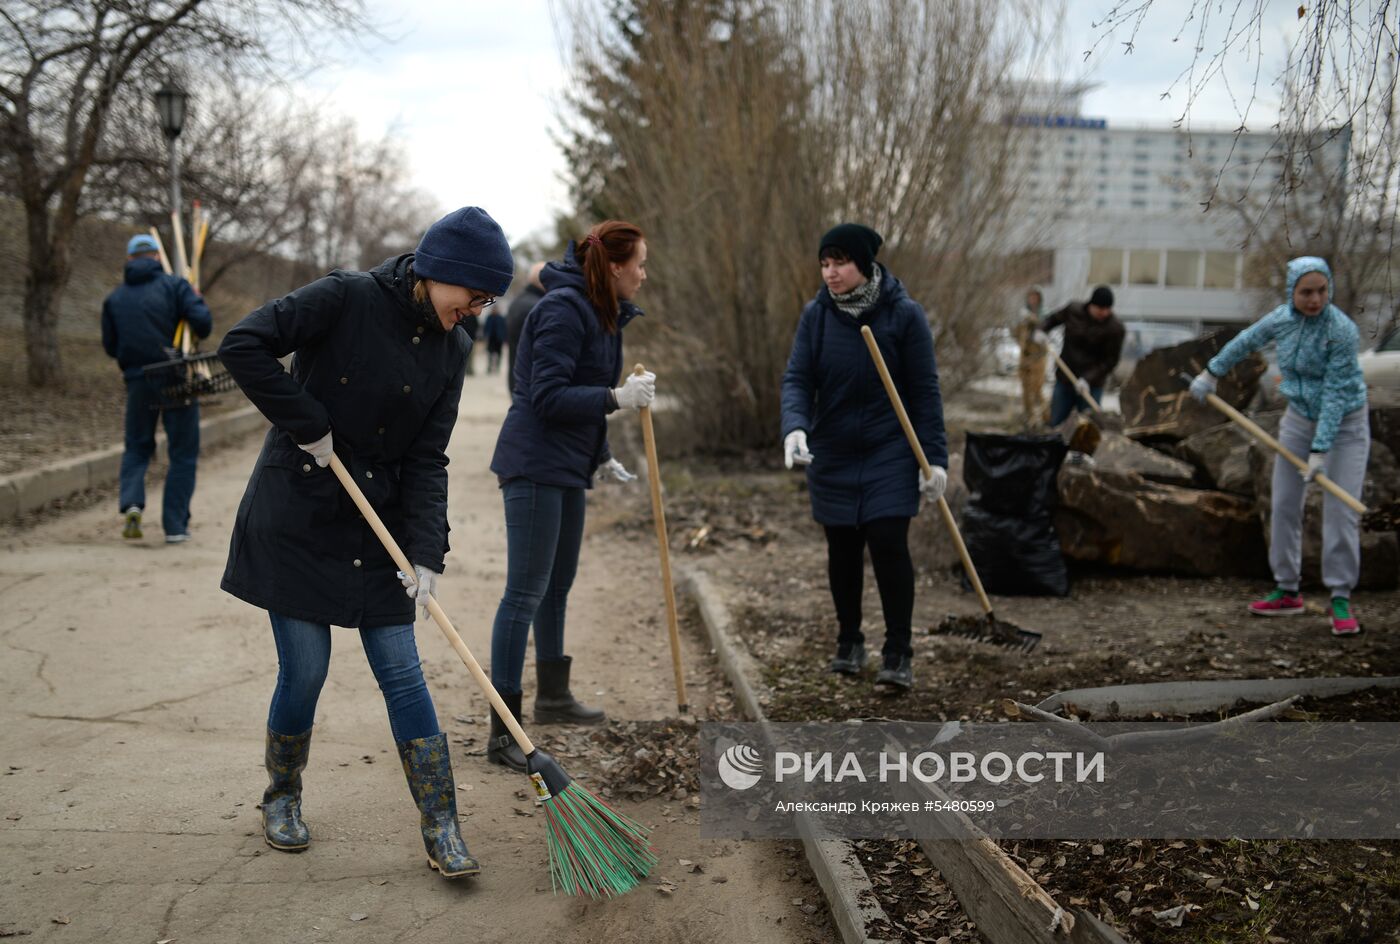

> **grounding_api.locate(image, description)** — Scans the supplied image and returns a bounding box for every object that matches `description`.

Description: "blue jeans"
[266,612,439,742]
[119,376,200,536]
[490,479,586,694]
[1048,375,1103,427]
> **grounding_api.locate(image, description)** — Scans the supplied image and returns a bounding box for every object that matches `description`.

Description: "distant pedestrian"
[486,222,651,771]
[505,262,546,394]
[1189,256,1369,635]
[1013,286,1049,427]
[483,308,507,373]
[1042,285,1124,426]
[217,206,514,879]
[780,223,948,693]
[101,233,212,544]
[461,312,481,374]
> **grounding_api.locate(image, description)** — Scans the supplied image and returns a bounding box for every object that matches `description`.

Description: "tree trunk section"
[23,266,65,388]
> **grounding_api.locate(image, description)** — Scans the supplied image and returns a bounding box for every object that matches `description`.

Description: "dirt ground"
[587,431,1400,943]
[0,366,837,943]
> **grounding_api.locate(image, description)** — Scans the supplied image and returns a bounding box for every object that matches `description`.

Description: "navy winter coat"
[101,257,212,379]
[780,267,947,527]
[490,247,639,488]
[218,254,469,628]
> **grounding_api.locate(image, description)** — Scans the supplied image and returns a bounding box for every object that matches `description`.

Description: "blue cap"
[414,207,514,296]
[127,234,160,256]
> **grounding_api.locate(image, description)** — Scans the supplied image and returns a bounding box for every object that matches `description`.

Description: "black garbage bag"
[959,432,1070,596]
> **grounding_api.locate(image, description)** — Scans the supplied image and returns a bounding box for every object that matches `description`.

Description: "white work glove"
[1032,329,1050,346]
[613,371,656,410]
[1302,452,1327,483]
[297,429,334,468]
[601,457,637,483]
[783,430,813,469]
[398,564,440,618]
[1188,370,1218,403]
[1074,377,1092,400]
[918,465,948,504]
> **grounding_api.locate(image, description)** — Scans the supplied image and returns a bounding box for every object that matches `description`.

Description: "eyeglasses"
[468,293,497,312]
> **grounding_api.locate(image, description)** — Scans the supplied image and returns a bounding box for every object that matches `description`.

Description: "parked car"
[1359,328,1400,388]
[1112,320,1198,385]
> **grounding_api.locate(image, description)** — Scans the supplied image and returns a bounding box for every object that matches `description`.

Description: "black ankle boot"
[262,727,312,851]
[534,655,606,725]
[397,733,480,879]
[488,690,527,772]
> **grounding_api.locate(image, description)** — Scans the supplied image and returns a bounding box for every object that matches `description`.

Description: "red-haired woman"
[485,221,654,770]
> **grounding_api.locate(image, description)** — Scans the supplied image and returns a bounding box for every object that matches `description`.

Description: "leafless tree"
[0,0,369,387]
[559,0,1054,452]
[1089,0,1400,331]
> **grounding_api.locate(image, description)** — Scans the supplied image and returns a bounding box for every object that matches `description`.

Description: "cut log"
[1120,329,1265,441]
[1174,414,1282,497]
[1054,466,1268,578]
[1092,431,1197,487]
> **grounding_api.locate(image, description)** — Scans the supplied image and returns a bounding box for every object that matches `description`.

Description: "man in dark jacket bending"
[101,233,212,543]
[1042,284,1124,426]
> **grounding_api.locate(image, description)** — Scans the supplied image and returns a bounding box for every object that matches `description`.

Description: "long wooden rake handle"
[1186,376,1368,515]
[327,453,537,754]
[858,326,995,618]
[634,364,688,714]
[1053,354,1104,414]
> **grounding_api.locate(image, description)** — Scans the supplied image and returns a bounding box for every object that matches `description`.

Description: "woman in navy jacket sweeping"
[218,207,513,879]
[781,223,948,691]
[486,220,655,770]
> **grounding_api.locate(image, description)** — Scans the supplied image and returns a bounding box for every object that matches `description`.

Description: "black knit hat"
[1089,285,1115,309]
[819,223,883,278]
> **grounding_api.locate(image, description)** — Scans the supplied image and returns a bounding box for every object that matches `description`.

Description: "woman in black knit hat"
[218,206,514,880]
[780,223,948,692]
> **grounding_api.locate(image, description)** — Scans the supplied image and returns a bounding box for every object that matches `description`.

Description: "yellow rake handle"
[859,326,995,617]
[327,453,536,754]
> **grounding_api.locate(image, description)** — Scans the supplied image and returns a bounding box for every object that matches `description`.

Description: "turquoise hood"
[1208,255,1366,453]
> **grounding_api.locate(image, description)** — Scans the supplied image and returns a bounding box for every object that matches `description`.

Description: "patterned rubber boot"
[262,727,312,851]
[397,733,480,878]
[1330,597,1361,636]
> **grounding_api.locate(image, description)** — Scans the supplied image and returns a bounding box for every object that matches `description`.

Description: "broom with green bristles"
[327,454,657,898]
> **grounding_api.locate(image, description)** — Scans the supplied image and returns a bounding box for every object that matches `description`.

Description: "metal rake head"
[933,613,1042,654]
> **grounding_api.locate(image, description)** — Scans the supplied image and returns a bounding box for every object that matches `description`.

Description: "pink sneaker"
[1330,597,1361,636]
[1249,588,1305,617]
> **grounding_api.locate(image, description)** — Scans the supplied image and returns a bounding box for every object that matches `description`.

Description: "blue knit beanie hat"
[414,207,515,296]
[127,234,160,256]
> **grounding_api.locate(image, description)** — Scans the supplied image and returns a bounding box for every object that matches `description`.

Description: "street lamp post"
[153,79,188,273]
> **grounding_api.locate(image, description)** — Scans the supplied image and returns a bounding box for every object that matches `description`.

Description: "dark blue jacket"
[101,257,212,379]
[780,267,947,527]
[218,254,469,628]
[490,246,640,488]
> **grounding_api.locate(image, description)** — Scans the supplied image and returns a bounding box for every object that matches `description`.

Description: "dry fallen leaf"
[51,917,70,926]
[348,913,368,922]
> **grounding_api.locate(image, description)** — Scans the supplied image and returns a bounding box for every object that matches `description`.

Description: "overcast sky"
[306,0,1305,246]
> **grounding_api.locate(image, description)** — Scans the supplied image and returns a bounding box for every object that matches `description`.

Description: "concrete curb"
[0,404,267,522]
[675,565,894,944]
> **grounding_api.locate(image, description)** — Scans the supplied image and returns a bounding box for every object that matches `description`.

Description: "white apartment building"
[1007,83,1348,330]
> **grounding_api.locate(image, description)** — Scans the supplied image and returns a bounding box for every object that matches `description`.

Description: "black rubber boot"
[397,733,480,878]
[534,655,606,725]
[488,691,528,772]
[262,727,312,851]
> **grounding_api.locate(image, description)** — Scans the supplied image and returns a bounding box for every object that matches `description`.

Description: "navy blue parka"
[101,256,212,379]
[490,246,639,488]
[780,267,947,527]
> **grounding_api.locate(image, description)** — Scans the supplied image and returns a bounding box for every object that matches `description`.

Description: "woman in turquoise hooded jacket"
[1189,256,1369,635]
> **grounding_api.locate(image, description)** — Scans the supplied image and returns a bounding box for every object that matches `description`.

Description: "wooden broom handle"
[1053,354,1104,414]
[327,453,536,754]
[634,364,689,714]
[1195,384,1368,515]
[858,326,995,617]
